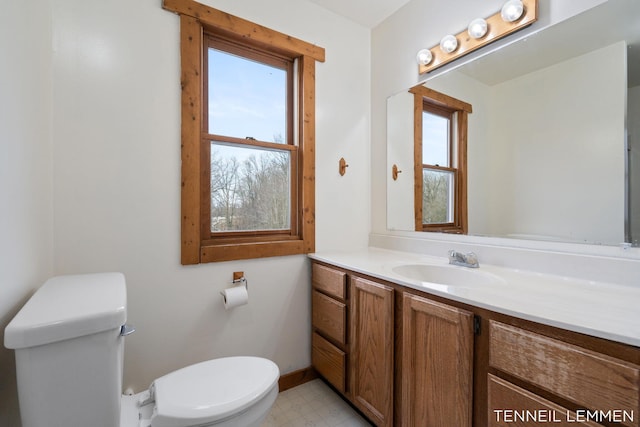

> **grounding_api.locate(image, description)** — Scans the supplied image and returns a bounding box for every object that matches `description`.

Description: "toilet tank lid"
[4,273,127,349]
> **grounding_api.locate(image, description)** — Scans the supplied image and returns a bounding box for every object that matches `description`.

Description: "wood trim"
[458,110,469,233]
[180,15,203,265]
[200,239,305,263]
[413,87,469,234]
[410,84,472,113]
[204,134,299,152]
[299,55,316,254]
[171,1,322,264]
[413,93,423,231]
[163,0,325,62]
[278,367,318,392]
[201,34,299,240]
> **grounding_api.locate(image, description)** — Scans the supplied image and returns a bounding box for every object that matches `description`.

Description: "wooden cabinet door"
[350,277,394,427]
[401,292,474,427]
[490,321,640,427]
[488,374,605,427]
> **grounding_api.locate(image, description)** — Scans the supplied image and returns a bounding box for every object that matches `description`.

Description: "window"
[411,86,472,234]
[204,37,295,235]
[163,0,325,264]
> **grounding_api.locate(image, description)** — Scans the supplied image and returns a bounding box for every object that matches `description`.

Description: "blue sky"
[208,47,287,144]
[422,111,449,166]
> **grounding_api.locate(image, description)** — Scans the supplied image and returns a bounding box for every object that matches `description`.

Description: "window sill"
[199,239,309,263]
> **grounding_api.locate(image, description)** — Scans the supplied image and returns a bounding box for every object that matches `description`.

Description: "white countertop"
[309,248,640,347]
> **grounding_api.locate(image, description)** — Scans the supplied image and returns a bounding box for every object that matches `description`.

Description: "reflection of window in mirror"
[410,86,472,234]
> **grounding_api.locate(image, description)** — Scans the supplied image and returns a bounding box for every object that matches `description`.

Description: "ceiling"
[308,0,411,28]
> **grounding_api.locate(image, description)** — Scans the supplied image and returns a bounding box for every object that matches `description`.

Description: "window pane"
[210,142,291,232]
[422,111,449,166]
[208,48,287,143]
[422,169,454,224]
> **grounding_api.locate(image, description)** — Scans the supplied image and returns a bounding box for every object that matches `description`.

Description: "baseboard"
[278,367,318,392]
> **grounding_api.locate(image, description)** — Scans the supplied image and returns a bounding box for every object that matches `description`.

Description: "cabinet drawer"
[490,321,640,427]
[312,332,346,393]
[488,374,604,427]
[312,263,346,300]
[312,290,346,345]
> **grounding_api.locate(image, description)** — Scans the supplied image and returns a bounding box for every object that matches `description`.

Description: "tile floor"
[262,379,373,427]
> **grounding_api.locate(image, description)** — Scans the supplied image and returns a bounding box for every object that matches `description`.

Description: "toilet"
[4,273,279,427]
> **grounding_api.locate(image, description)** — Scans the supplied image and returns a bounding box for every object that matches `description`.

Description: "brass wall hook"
[392,164,402,181]
[339,157,349,176]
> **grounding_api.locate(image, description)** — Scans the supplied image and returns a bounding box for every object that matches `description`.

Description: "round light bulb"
[439,35,458,54]
[467,18,488,39]
[501,0,524,22]
[416,49,433,66]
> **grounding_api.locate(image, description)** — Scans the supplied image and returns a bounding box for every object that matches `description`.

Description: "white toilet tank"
[4,273,129,427]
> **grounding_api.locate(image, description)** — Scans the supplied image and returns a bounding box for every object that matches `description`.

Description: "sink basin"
[391,264,504,287]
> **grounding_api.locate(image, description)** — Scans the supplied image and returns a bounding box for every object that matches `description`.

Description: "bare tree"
[210,145,290,232]
[238,151,289,230]
[422,171,449,224]
[210,150,240,231]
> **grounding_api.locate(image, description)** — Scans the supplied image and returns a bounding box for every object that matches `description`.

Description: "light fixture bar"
[418,0,538,75]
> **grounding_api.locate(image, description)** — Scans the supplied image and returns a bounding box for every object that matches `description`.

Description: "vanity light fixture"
[416,48,433,66]
[417,0,537,75]
[467,18,488,39]
[439,35,458,54]
[501,0,525,22]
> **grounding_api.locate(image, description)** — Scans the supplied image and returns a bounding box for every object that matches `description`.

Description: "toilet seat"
[148,356,279,427]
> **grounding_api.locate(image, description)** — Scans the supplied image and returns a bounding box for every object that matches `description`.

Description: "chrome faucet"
[448,250,479,268]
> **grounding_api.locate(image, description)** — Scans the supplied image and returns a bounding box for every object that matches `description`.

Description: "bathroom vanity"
[309,249,640,427]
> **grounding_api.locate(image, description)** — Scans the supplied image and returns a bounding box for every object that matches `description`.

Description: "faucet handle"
[448,250,479,267]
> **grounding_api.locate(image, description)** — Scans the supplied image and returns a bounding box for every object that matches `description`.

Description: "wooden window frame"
[410,85,472,234]
[202,36,298,241]
[162,0,325,264]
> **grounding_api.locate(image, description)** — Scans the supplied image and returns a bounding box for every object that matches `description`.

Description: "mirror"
[387,0,640,246]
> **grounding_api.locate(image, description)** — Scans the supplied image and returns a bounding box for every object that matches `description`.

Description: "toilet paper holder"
[219,272,248,298]
[231,271,247,289]
[220,272,249,309]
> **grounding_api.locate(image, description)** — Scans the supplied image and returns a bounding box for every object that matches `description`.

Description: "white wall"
[50,0,370,393]
[371,0,608,235]
[386,91,414,230]
[630,85,640,244]
[488,42,626,243]
[0,0,54,425]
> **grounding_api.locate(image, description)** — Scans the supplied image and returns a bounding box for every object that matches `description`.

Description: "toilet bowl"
[122,357,279,427]
[4,273,279,427]
[121,356,279,427]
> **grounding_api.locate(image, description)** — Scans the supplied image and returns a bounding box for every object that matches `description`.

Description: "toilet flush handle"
[120,324,136,336]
